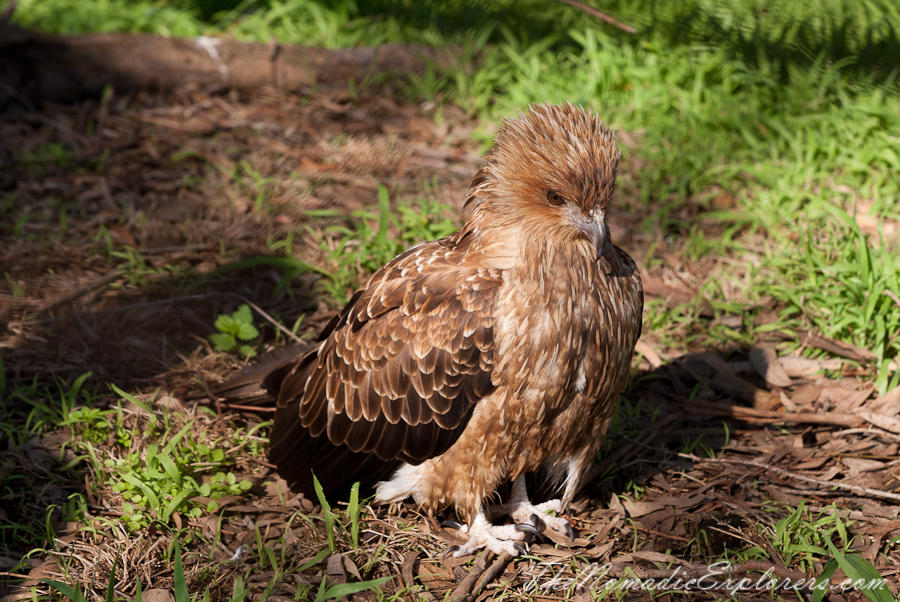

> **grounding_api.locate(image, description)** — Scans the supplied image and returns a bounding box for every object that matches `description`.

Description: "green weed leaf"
[824,539,891,602]
[312,474,335,552]
[173,539,190,602]
[323,576,392,600]
[235,321,259,341]
[42,579,85,602]
[105,555,118,602]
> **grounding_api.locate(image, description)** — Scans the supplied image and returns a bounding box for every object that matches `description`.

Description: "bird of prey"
[267,102,643,556]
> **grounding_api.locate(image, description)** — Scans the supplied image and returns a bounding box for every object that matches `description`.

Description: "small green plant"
[93,385,256,531]
[4,272,24,298]
[310,475,365,551]
[23,142,70,167]
[238,160,275,213]
[813,538,892,602]
[209,304,260,358]
[109,246,161,287]
[762,202,900,394]
[770,503,856,573]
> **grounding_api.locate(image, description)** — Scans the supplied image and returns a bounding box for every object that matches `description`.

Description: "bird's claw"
[514,522,544,541]
[510,498,575,543]
[443,545,460,559]
[441,514,533,558]
[441,520,464,531]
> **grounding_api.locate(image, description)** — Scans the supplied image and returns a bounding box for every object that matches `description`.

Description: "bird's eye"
[546,191,566,206]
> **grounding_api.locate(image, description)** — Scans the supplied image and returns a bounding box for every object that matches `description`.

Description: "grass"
[307,186,458,304]
[4,0,900,598]
[12,0,897,376]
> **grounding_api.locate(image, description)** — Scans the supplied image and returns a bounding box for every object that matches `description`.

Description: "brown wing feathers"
[268,240,501,498]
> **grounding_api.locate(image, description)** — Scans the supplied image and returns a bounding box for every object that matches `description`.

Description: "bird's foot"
[442,513,538,558]
[509,498,575,541]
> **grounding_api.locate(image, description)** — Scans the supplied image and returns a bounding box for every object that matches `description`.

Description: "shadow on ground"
[2,84,899,601]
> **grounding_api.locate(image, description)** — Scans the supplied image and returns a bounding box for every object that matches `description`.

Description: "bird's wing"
[270,235,502,494]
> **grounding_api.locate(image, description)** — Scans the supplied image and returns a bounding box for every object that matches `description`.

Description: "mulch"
[2,83,899,602]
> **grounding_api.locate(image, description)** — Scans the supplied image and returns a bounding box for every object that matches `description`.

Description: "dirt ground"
[2,84,900,601]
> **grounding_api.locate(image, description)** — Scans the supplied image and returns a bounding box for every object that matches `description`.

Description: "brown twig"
[629,523,692,543]
[217,402,277,412]
[0,571,32,579]
[0,1,17,24]
[472,552,516,598]
[680,453,900,503]
[400,550,419,591]
[244,456,277,469]
[553,0,637,33]
[228,294,304,345]
[795,329,877,363]
[885,289,900,309]
[682,399,862,428]
[20,292,224,325]
[36,269,122,313]
[448,551,495,602]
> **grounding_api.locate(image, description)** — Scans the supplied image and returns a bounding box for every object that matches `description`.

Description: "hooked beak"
[579,209,606,259]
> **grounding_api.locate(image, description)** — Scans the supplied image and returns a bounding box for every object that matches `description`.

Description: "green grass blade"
[157,450,184,488]
[298,548,331,572]
[110,383,157,425]
[161,487,198,523]
[105,554,118,602]
[173,538,190,602]
[376,185,390,250]
[162,421,195,456]
[813,558,839,602]
[824,539,892,602]
[120,473,160,509]
[323,576,392,600]
[312,474,335,552]
[41,579,84,602]
[348,482,360,549]
[228,576,247,602]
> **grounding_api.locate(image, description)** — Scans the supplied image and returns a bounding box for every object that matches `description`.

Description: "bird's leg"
[442,510,539,558]
[504,475,575,541]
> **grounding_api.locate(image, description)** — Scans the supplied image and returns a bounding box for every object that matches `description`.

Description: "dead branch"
[472,552,516,599]
[400,550,419,591]
[885,289,900,309]
[794,329,877,363]
[36,269,122,313]
[448,551,495,602]
[680,453,900,503]
[236,295,304,344]
[682,398,862,428]
[0,24,457,107]
[553,0,637,33]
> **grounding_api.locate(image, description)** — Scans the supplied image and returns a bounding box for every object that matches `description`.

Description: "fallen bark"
[0,24,455,108]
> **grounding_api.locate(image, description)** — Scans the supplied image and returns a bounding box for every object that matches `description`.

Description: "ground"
[2,83,900,602]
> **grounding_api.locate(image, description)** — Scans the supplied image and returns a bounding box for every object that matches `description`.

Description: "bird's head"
[465,102,620,259]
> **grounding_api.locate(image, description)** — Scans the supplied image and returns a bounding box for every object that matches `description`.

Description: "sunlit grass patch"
[307,186,459,304]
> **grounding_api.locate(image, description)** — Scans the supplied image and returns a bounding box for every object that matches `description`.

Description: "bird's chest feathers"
[493,247,608,410]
